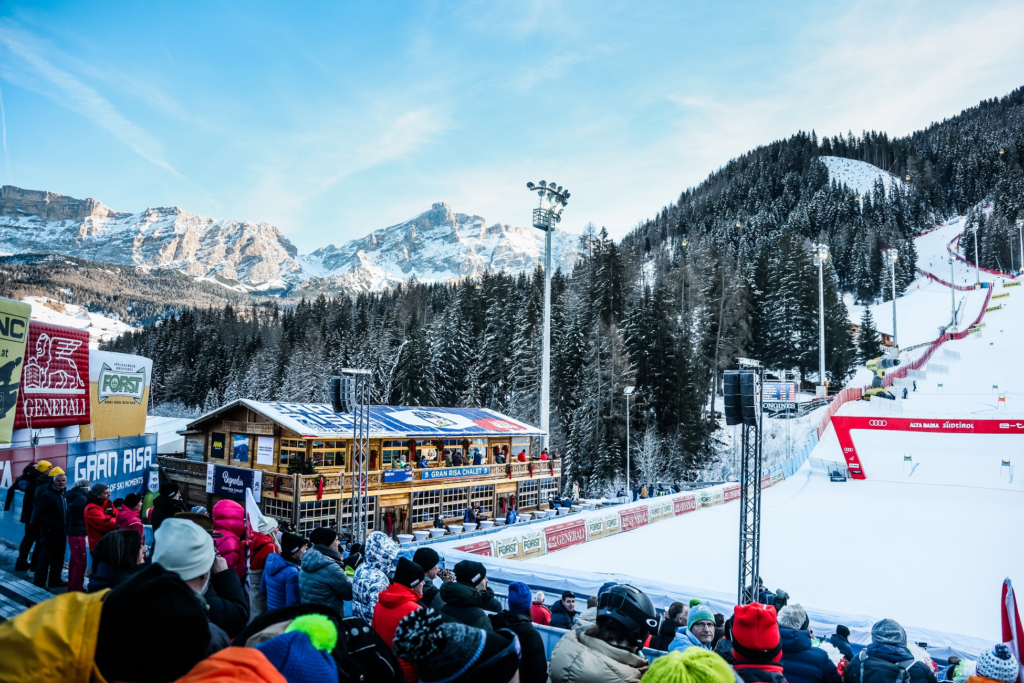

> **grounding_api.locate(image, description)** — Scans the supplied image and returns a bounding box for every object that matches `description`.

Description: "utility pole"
[813,244,829,396]
[972,223,981,287]
[624,386,635,499]
[888,249,899,349]
[948,255,957,331]
[1018,219,1023,277]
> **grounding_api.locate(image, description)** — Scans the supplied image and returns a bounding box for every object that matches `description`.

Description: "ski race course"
[458,214,1022,657]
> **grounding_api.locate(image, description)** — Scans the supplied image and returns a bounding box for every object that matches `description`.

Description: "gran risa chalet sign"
[14,321,91,429]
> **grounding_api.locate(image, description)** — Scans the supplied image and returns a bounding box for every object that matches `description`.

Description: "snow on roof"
[187,399,544,439]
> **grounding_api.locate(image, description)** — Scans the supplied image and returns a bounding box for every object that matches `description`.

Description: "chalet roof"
[184,399,544,440]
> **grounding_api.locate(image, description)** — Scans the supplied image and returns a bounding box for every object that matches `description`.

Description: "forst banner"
[14,320,90,430]
[0,297,31,443]
[85,350,152,440]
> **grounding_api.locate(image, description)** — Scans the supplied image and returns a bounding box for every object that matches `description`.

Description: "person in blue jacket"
[669,603,716,652]
[261,532,308,610]
[776,604,842,683]
[549,591,578,629]
[828,625,854,661]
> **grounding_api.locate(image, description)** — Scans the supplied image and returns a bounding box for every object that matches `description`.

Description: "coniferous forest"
[107,87,1024,495]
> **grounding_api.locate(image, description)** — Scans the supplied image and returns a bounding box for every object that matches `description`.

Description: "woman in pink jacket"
[212,499,247,582]
[115,493,146,544]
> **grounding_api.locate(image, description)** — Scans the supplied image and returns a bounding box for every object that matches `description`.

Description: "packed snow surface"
[528,213,1023,647]
[23,296,135,348]
[819,156,903,196]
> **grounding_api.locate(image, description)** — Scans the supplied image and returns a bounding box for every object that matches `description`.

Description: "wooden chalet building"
[159,399,560,536]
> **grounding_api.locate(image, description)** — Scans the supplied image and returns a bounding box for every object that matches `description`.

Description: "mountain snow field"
[22,295,135,347]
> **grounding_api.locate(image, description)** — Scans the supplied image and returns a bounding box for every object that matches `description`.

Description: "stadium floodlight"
[886,249,899,349]
[527,179,571,453]
[813,243,829,396]
[624,385,636,496]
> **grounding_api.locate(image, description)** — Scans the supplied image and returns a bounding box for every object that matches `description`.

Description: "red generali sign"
[454,540,493,556]
[544,519,587,552]
[619,505,649,532]
[831,416,1024,479]
[673,494,697,515]
[14,321,90,429]
[723,484,741,502]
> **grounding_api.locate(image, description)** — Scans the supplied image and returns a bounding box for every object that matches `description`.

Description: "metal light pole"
[526,181,569,452]
[624,386,635,498]
[813,244,829,396]
[887,249,899,349]
[1018,219,1023,277]
[971,223,980,287]
[948,255,957,330]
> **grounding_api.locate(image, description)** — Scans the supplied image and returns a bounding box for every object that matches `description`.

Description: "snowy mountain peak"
[0,186,577,294]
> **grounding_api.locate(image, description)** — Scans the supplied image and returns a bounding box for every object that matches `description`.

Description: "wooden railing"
[221,421,276,436]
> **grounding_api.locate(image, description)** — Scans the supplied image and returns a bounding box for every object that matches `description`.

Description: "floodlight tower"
[813,243,830,395]
[886,248,899,350]
[526,180,569,452]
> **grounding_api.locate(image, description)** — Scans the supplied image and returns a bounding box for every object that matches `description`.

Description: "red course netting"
[916,268,976,292]
[950,233,1018,279]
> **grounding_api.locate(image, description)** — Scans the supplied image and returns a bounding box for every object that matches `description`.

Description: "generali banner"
[14,320,90,430]
[619,505,649,531]
[544,519,586,552]
[674,494,697,515]
[454,540,493,556]
[0,297,30,443]
[723,484,741,502]
[84,350,152,440]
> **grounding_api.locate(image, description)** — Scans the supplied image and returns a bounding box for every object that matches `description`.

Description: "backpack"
[857,650,916,683]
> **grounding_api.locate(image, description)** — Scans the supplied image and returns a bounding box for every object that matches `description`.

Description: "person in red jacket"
[212,499,247,582]
[372,557,426,682]
[531,590,552,626]
[248,517,280,621]
[116,493,145,544]
[84,483,118,552]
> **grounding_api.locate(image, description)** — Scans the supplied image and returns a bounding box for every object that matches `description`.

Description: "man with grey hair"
[844,618,938,683]
[65,478,91,592]
[777,603,842,683]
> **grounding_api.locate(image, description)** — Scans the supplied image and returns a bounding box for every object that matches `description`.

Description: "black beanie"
[280,532,308,559]
[466,630,520,683]
[413,547,440,572]
[454,559,486,586]
[394,557,426,589]
[309,527,338,547]
[837,625,851,638]
[95,563,210,682]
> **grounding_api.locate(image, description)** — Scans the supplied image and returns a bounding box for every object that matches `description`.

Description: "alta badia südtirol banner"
[80,350,154,440]
[0,297,31,444]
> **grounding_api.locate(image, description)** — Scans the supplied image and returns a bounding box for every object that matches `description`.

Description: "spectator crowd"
[0,464,1019,683]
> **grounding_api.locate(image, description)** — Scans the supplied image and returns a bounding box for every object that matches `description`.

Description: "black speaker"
[330,376,356,413]
[740,371,758,426]
[724,371,741,426]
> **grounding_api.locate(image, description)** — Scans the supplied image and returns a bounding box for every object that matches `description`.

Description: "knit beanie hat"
[394,608,519,683]
[690,598,703,608]
[870,618,907,647]
[124,493,142,509]
[153,517,216,581]
[413,547,441,573]
[394,557,426,589]
[95,563,210,682]
[777,604,809,630]
[836,625,851,638]
[90,482,109,497]
[258,515,279,534]
[977,644,1019,683]
[731,603,783,664]
[280,532,309,559]
[309,527,338,548]
[454,559,487,586]
[643,647,736,683]
[508,581,532,614]
[688,604,715,630]
[255,614,339,683]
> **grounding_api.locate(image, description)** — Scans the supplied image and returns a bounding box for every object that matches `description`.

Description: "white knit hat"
[153,518,216,582]
[258,516,279,534]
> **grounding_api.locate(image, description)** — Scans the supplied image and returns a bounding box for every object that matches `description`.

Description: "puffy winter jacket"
[550,600,578,629]
[116,507,145,544]
[86,561,132,593]
[300,544,352,616]
[84,496,118,549]
[4,467,42,524]
[490,609,547,683]
[261,552,301,611]
[0,588,108,682]
[548,627,649,683]
[669,628,712,653]
[372,582,423,682]
[352,531,399,623]
[573,605,598,634]
[736,663,790,683]
[844,644,937,683]
[65,486,90,538]
[439,581,495,632]
[649,618,682,651]
[176,646,286,683]
[31,482,67,536]
[419,580,445,612]
[212,499,247,582]
[204,567,249,639]
[532,601,552,626]
[779,629,843,683]
[150,493,186,531]
[248,532,279,621]
[829,634,854,661]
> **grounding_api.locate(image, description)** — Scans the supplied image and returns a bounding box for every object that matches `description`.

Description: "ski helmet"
[596,584,658,646]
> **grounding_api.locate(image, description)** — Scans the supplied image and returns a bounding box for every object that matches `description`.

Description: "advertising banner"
[544,519,586,552]
[699,488,724,508]
[454,540,493,556]
[661,498,675,519]
[421,466,489,480]
[232,434,249,463]
[604,511,621,535]
[256,436,274,466]
[84,351,152,440]
[619,505,649,532]
[211,433,225,460]
[383,468,413,483]
[14,320,90,430]
[0,297,30,443]
[67,434,157,497]
[586,515,607,540]
[0,443,67,491]
[648,501,663,522]
[185,437,205,462]
[770,469,785,485]
[206,464,262,502]
[723,483,741,502]
[520,530,545,558]
[760,473,771,490]
[494,535,521,560]
[674,494,697,515]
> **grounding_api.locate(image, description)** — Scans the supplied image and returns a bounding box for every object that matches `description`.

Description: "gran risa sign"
[831,416,1024,479]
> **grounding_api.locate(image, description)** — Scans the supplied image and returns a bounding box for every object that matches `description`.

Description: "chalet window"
[411,489,441,524]
[517,479,539,509]
[381,440,407,467]
[280,439,306,468]
[442,487,468,518]
[469,484,494,516]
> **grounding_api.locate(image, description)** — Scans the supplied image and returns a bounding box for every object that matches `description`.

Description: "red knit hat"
[732,603,783,663]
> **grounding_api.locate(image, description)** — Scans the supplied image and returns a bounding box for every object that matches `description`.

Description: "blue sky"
[0,1,1022,252]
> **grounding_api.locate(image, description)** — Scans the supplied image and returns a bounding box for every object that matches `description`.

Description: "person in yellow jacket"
[0,563,211,682]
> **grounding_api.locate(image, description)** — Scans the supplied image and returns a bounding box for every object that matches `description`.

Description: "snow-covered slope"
[23,295,135,348]
[819,156,903,196]
[0,186,578,294]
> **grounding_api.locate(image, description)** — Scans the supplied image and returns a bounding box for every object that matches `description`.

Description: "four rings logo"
[868,420,887,426]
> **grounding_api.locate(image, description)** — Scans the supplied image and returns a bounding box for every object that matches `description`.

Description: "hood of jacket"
[363,531,399,574]
[212,499,245,537]
[780,628,813,653]
[551,600,577,619]
[301,545,342,574]
[116,507,140,526]
[176,647,285,683]
[865,642,915,663]
[377,582,423,610]
[264,551,297,580]
[65,486,89,507]
[549,627,648,683]
[440,580,487,607]
[492,610,534,630]
[0,589,110,682]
